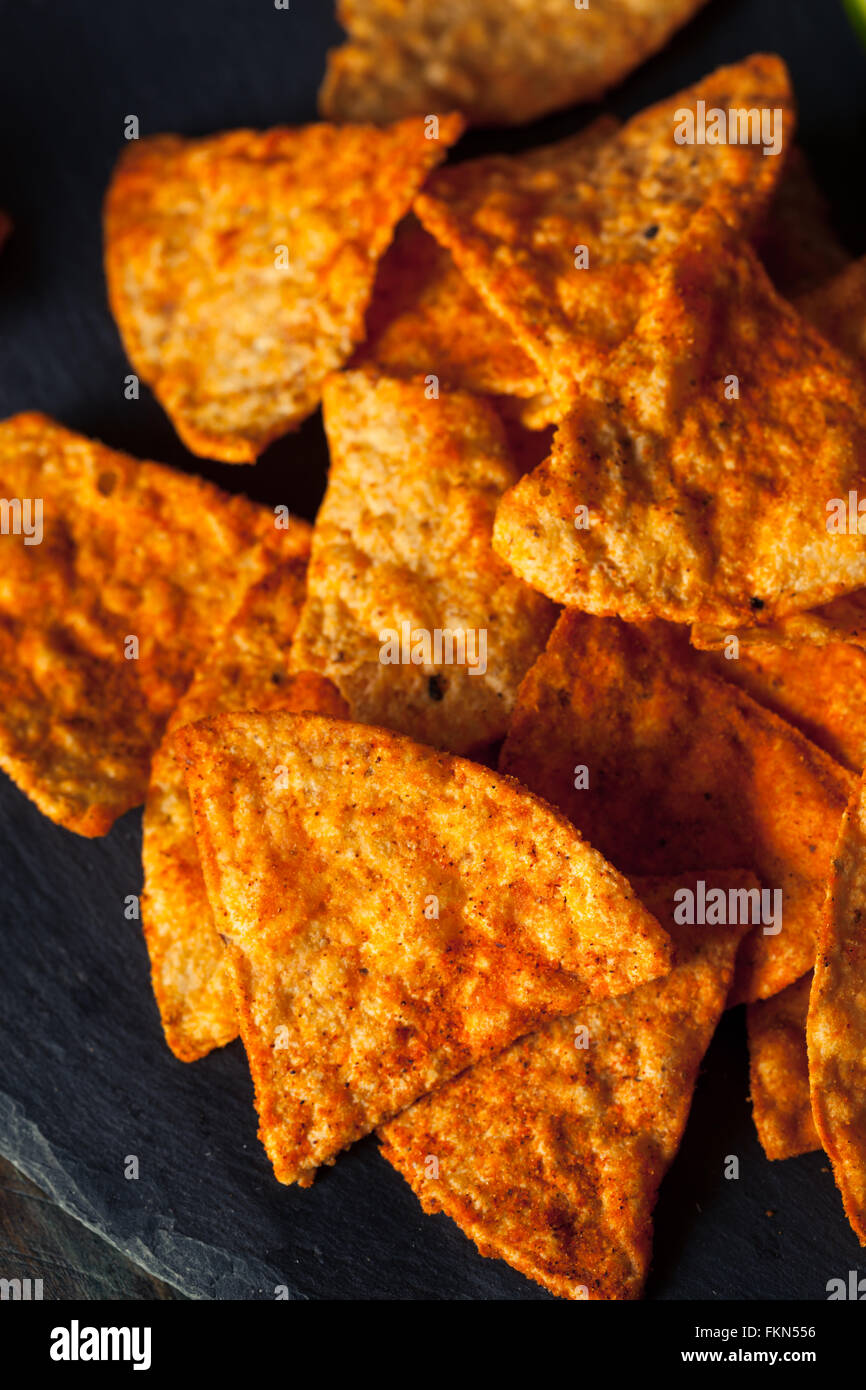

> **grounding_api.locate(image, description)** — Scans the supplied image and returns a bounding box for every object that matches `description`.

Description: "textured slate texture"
[0,0,865,1300]
[0,1154,182,1300]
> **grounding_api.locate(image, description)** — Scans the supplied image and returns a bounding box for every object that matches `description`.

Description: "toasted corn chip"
[494,208,866,627]
[290,369,556,754]
[142,553,350,1062]
[178,711,671,1184]
[0,413,294,835]
[500,613,855,1003]
[696,642,866,773]
[380,872,749,1300]
[104,115,463,461]
[415,58,792,395]
[748,974,820,1160]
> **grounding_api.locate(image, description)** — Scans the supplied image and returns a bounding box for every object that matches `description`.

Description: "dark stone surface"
[0,0,865,1300]
[0,1153,183,1300]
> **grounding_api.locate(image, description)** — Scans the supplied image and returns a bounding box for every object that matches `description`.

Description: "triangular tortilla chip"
[695,642,866,773]
[320,0,708,127]
[691,261,866,651]
[748,973,820,1161]
[289,369,557,754]
[104,115,463,462]
[142,553,348,1062]
[415,57,793,396]
[494,207,866,627]
[177,712,671,1185]
[380,872,749,1300]
[0,413,299,836]
[808,777,866,1243]
[757,146,849,297]
[499,613,855,1004]
[356,215,546,401]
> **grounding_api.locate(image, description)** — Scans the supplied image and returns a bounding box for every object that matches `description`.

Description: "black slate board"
[1,0,866,1301]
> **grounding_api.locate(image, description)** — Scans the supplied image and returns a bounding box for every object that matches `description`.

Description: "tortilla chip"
[494,207,866,628]
[380,871,748,1300]
[499,613,855,1004]
[691,259,866,651]
[757,146,849,297]
[808,777,866,1242]
[415,57,793,397]
[289,370,557,754]
[104,115,463,463]
[177,711,671,1185]
[142,554,349,1062]
[357,215,546,401]
[320,0,708,127]
[798,256,866,382]
[748,974,820,1160]
[0,412,296,836]
[696,642,866,774]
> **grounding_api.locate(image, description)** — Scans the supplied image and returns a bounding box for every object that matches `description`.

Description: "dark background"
[0,0,864,1300]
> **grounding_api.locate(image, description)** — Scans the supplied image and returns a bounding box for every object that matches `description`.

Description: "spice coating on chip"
[0,413,293,835]
[380,872,749,1299]
[415,58,793,395]
[493,208,866,627]
[500,612,854,1004]
[104,115,463,462]
[142,552,352,1063]
[178,711,671,1185]
[290,369,557,754]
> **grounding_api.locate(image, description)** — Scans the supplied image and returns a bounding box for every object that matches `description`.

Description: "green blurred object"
[844,0,866,48]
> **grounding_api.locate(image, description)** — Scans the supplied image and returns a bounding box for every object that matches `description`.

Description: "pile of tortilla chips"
[4,35,866,1299]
